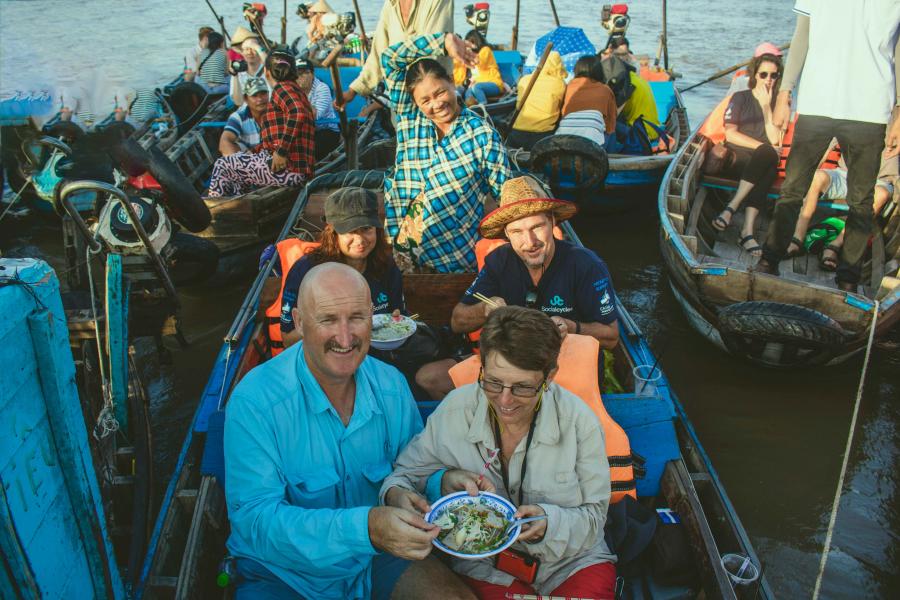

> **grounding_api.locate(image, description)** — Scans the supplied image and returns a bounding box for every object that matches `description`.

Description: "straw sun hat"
[231,26,259,47]
[479,175,578,239]
[309,0,334,14]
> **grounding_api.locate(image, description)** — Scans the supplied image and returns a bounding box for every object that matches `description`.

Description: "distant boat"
[137,170,772,600]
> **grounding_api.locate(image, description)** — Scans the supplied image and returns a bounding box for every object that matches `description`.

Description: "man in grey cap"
[219,76,270,156]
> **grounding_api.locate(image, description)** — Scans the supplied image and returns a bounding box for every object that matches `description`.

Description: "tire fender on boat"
[717,301,848,367]
[529,134,610,201]
[43,120,84,142]
[110,138,153,177]
[145,145,211,232]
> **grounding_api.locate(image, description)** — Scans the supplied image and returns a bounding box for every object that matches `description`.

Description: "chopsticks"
[473,293,499,308]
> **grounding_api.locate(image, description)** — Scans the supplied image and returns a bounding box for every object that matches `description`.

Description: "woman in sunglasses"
[381,306,615,599]
[711,52,785,257]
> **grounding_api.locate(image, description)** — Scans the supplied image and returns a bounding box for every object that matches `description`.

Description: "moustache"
[325,338,362,352]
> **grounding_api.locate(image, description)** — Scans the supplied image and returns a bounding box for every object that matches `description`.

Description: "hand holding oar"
[680,43,790,93]
[505,42,554,140]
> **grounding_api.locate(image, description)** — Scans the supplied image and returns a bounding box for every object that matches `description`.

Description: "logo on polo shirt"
[374,291,390,312]
[550,295,565,307]
[377,292,388,304]
[542,294,571,314]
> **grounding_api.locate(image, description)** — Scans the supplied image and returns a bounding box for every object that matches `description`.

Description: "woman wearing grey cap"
[276,187,406,349]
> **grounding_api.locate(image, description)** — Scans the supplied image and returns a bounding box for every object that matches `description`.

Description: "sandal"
[712,206,735,231]
[820,244,840,272]
[786,236,805,258]
[739,234,763,257]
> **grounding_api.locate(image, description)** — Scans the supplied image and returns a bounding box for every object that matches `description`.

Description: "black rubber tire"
[166,82,209,133]
[530,134,610,202]
[100,120,136,143]
[717,301,848,367]
[44,120,84,142]
[146,145,211,232]
[166,231,220,285]
[1,126,39,200]
[110,138,152,177]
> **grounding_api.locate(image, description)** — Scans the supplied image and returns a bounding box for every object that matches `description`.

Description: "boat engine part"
[464,3,491,37]
[529,134,610,204]
[601,3,631,48]
[717,301,848,368]
[94,195,172,255]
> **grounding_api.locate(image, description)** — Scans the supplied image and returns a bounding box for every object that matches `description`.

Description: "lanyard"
[491,408,539,506]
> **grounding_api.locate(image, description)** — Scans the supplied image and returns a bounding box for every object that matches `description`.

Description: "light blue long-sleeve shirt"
[224,342,424,599]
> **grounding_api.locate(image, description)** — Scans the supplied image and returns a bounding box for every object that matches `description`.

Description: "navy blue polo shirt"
[279,255,406,333]
[461,240,619,325]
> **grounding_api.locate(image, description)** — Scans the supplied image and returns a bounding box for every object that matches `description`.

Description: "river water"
[2,1,897,598]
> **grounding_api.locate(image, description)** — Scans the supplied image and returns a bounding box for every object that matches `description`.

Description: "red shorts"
[461,562,616,600]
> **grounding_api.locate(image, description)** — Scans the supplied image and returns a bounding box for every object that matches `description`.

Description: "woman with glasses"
[381,306,616,600]
[711,52,785,257]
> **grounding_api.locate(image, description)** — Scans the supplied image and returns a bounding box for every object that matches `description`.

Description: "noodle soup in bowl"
[425,491,520,559]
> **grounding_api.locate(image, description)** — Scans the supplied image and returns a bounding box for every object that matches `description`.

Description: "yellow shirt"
[454,46,503,89]
[350,0,455,96]
[619,72,661,139]
[513,50,567,133]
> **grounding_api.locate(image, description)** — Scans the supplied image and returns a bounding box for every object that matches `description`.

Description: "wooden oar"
[322,44,358,169]
[351,0,368,54]
[511,0,521,50]
[680,43,790,93]
[281,0,288,45]
[248,14,274,53]
[548,0,560,27]
[504,42,554,139]
[204,0,231,41]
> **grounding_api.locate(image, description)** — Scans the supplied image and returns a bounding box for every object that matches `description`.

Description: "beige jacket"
[350,0,454,96]
[381,382,615,593]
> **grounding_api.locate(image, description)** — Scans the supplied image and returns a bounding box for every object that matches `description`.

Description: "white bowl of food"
[370,314,417,350]
[425,491,520,559]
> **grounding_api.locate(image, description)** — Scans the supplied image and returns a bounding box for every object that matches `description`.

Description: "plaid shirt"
[382,34,510,273]
[258,80,315,179]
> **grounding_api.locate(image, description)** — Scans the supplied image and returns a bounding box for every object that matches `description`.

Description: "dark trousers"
[314,128,342,160]
[507,128,552,150]
[727,143,780,212]
[762,115,886,284]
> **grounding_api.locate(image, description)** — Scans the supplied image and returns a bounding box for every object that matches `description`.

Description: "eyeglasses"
[757,72,780,80]
[525,286,538,309]
[478,368,546,398]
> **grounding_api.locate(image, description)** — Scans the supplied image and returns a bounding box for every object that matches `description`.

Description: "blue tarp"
[524,27,596,77]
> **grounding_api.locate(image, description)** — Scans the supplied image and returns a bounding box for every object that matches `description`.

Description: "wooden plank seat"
[701,174,850,212]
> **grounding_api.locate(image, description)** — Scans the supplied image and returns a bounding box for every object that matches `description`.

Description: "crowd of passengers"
[211,1,900,598]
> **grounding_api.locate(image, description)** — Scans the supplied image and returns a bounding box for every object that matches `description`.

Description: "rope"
[0,177,33,223]
[85,243,120,440]
[811,299,880,600]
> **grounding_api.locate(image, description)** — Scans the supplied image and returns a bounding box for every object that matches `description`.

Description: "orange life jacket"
[699,94,733,145]
[265,238,320,355]
[448,334,642,503]
[776,117,842,181]
[639,66,670,82]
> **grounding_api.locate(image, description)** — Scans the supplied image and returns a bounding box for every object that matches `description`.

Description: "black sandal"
[739,234,762,257]
[786,236,805,258]
[712,206,735,231]
[820,244,840,272]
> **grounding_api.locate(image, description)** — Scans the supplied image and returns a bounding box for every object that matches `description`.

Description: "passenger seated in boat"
[198,31,230,95]
[562,55,617,137]
[787,147,898,270]
[727,42,783,96]
[277,187,405,349]
[219,77,269,156]
[303,0,334,45]
[416,175,621,400]
[224,262,475,600]
[383,306,616,598]
[228,27,268,107]
[186,26,214,73]
[596,56,662,154]
[454,30,504,107]
[382,33,510,273]
[507,50,567,151]
[207,47,315,197]
[710,52,784,258]
[295,57,342,159]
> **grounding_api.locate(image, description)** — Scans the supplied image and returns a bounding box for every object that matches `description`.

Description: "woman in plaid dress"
[382,33,511,274]
[208,48,316,198]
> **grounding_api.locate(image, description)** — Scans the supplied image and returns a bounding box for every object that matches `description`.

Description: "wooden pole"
[323,44,357,168]
[548,0,560,27]
[281,0,288,45]
[352,0,368,45]
[248,14,274,53]
[505,42,554,137]
[680,43,791,93]
[511,0,520,50]
[204,0,231,41]
[662,0,669,71]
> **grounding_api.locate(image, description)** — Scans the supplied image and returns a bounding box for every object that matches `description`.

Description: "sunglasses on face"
[757,71,780,80]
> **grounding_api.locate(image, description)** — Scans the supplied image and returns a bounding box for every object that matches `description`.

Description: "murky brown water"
[3,1,898,598]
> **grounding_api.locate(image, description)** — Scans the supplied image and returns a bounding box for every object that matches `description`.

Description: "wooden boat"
[137,170,771,600]
[1,256,154,594]
[658,126,900,367]
[510,80,691,212]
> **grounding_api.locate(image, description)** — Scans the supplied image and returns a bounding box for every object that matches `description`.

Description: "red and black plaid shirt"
[258,80,315,179]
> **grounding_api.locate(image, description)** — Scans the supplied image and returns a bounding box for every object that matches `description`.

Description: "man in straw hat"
[415,175,621,400]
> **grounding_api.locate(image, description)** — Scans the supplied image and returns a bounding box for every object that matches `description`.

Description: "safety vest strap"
[265,238,320,356]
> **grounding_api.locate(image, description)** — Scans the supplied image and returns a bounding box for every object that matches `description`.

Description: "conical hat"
[231,26,259,47]
[309,0,334,13]
[479,175,578,239]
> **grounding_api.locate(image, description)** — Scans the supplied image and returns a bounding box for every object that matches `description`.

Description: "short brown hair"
[748,54,783,109]
[480,306,561,377]
[198,26,215,40]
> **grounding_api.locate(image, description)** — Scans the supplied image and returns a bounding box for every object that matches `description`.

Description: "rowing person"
[415,175,621,400]
[224,262,475,600]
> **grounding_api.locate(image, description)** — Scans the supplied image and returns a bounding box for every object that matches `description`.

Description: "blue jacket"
[224,342,423,598]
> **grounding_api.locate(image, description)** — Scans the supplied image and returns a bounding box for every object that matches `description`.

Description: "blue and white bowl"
[424,491,520,559]
[370,314,417,350]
